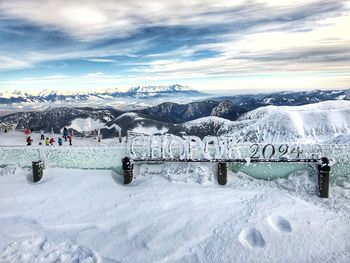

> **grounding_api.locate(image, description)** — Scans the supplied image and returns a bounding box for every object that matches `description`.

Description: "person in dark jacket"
[68,135,72,146]
[58,137,63,146]
[63,127,68,141]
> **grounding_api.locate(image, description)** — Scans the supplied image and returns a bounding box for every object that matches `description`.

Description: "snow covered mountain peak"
[0,84,201,104]
[0,89,30,98]
[239,100,350,121]
[227,100,350,143]
[127,84,194,95]
[37,89,61,97]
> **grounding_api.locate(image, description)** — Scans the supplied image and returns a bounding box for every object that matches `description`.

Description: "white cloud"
[127,10,350,79]
[87,58,116,63]
[0,55,31,70]
[0,0,343,40]
[0,0,349,91]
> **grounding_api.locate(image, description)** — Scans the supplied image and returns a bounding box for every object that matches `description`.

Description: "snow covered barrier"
[230,144,350,184]
[0,146,41,167]
[0,145,127,171]
[127,135,350,182]
[0,142,349,183]
[128,135,322,160]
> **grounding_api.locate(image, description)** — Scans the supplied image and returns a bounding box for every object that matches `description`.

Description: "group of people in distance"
[25,127,73,146]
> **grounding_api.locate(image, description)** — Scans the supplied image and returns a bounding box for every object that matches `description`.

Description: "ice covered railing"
[127,135,350,182]
[0,145,127,171]
[0,138,349,183]
[226,144,350,182]
[127,135,350,160]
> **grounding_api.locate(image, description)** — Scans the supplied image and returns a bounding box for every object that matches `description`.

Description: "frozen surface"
[0,167,349,262]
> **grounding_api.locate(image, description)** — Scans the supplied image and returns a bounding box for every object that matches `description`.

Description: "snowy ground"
[0,131,119,146]
[0,165,349,262]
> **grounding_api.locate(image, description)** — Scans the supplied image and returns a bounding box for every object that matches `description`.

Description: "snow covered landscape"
[1,92,350,263]
[0,119,350,262]
[0,102,350,260]
[1,165,349,262]
[180,100,350,144]
[1,0,350,261]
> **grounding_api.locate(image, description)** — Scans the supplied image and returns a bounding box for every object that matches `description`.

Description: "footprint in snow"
[238,227,265,249]
[266,215,292,233]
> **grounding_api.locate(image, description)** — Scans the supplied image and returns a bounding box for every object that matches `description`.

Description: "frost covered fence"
[128,135,350,183]
[229,144,350,182]
[0,145,127,170]
[0,142,349,183]
[127,135,350,161]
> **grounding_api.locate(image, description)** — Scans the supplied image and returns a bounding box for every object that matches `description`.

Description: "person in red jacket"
[26,136,33,146]
[49,138,55,145]
[24,129,30,138]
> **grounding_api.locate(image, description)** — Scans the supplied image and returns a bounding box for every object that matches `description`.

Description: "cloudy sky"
[0,0,349,92]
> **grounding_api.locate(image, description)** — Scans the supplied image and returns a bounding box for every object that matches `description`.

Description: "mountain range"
[0,85,202,104]
[0,88,349,144]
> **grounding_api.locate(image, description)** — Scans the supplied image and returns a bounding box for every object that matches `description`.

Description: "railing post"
[218,162,227,185]
[32,161,43,183]
[122,157,133,184]
[318,157,330,198]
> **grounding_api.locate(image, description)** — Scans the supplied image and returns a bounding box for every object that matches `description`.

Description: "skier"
[49,138,55,145]
[68,135,72,146]
[26,136,33,146]
[40,130,45,140]
[63,127,68,141]
[58,137,63,146]
[45,137,50,146]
